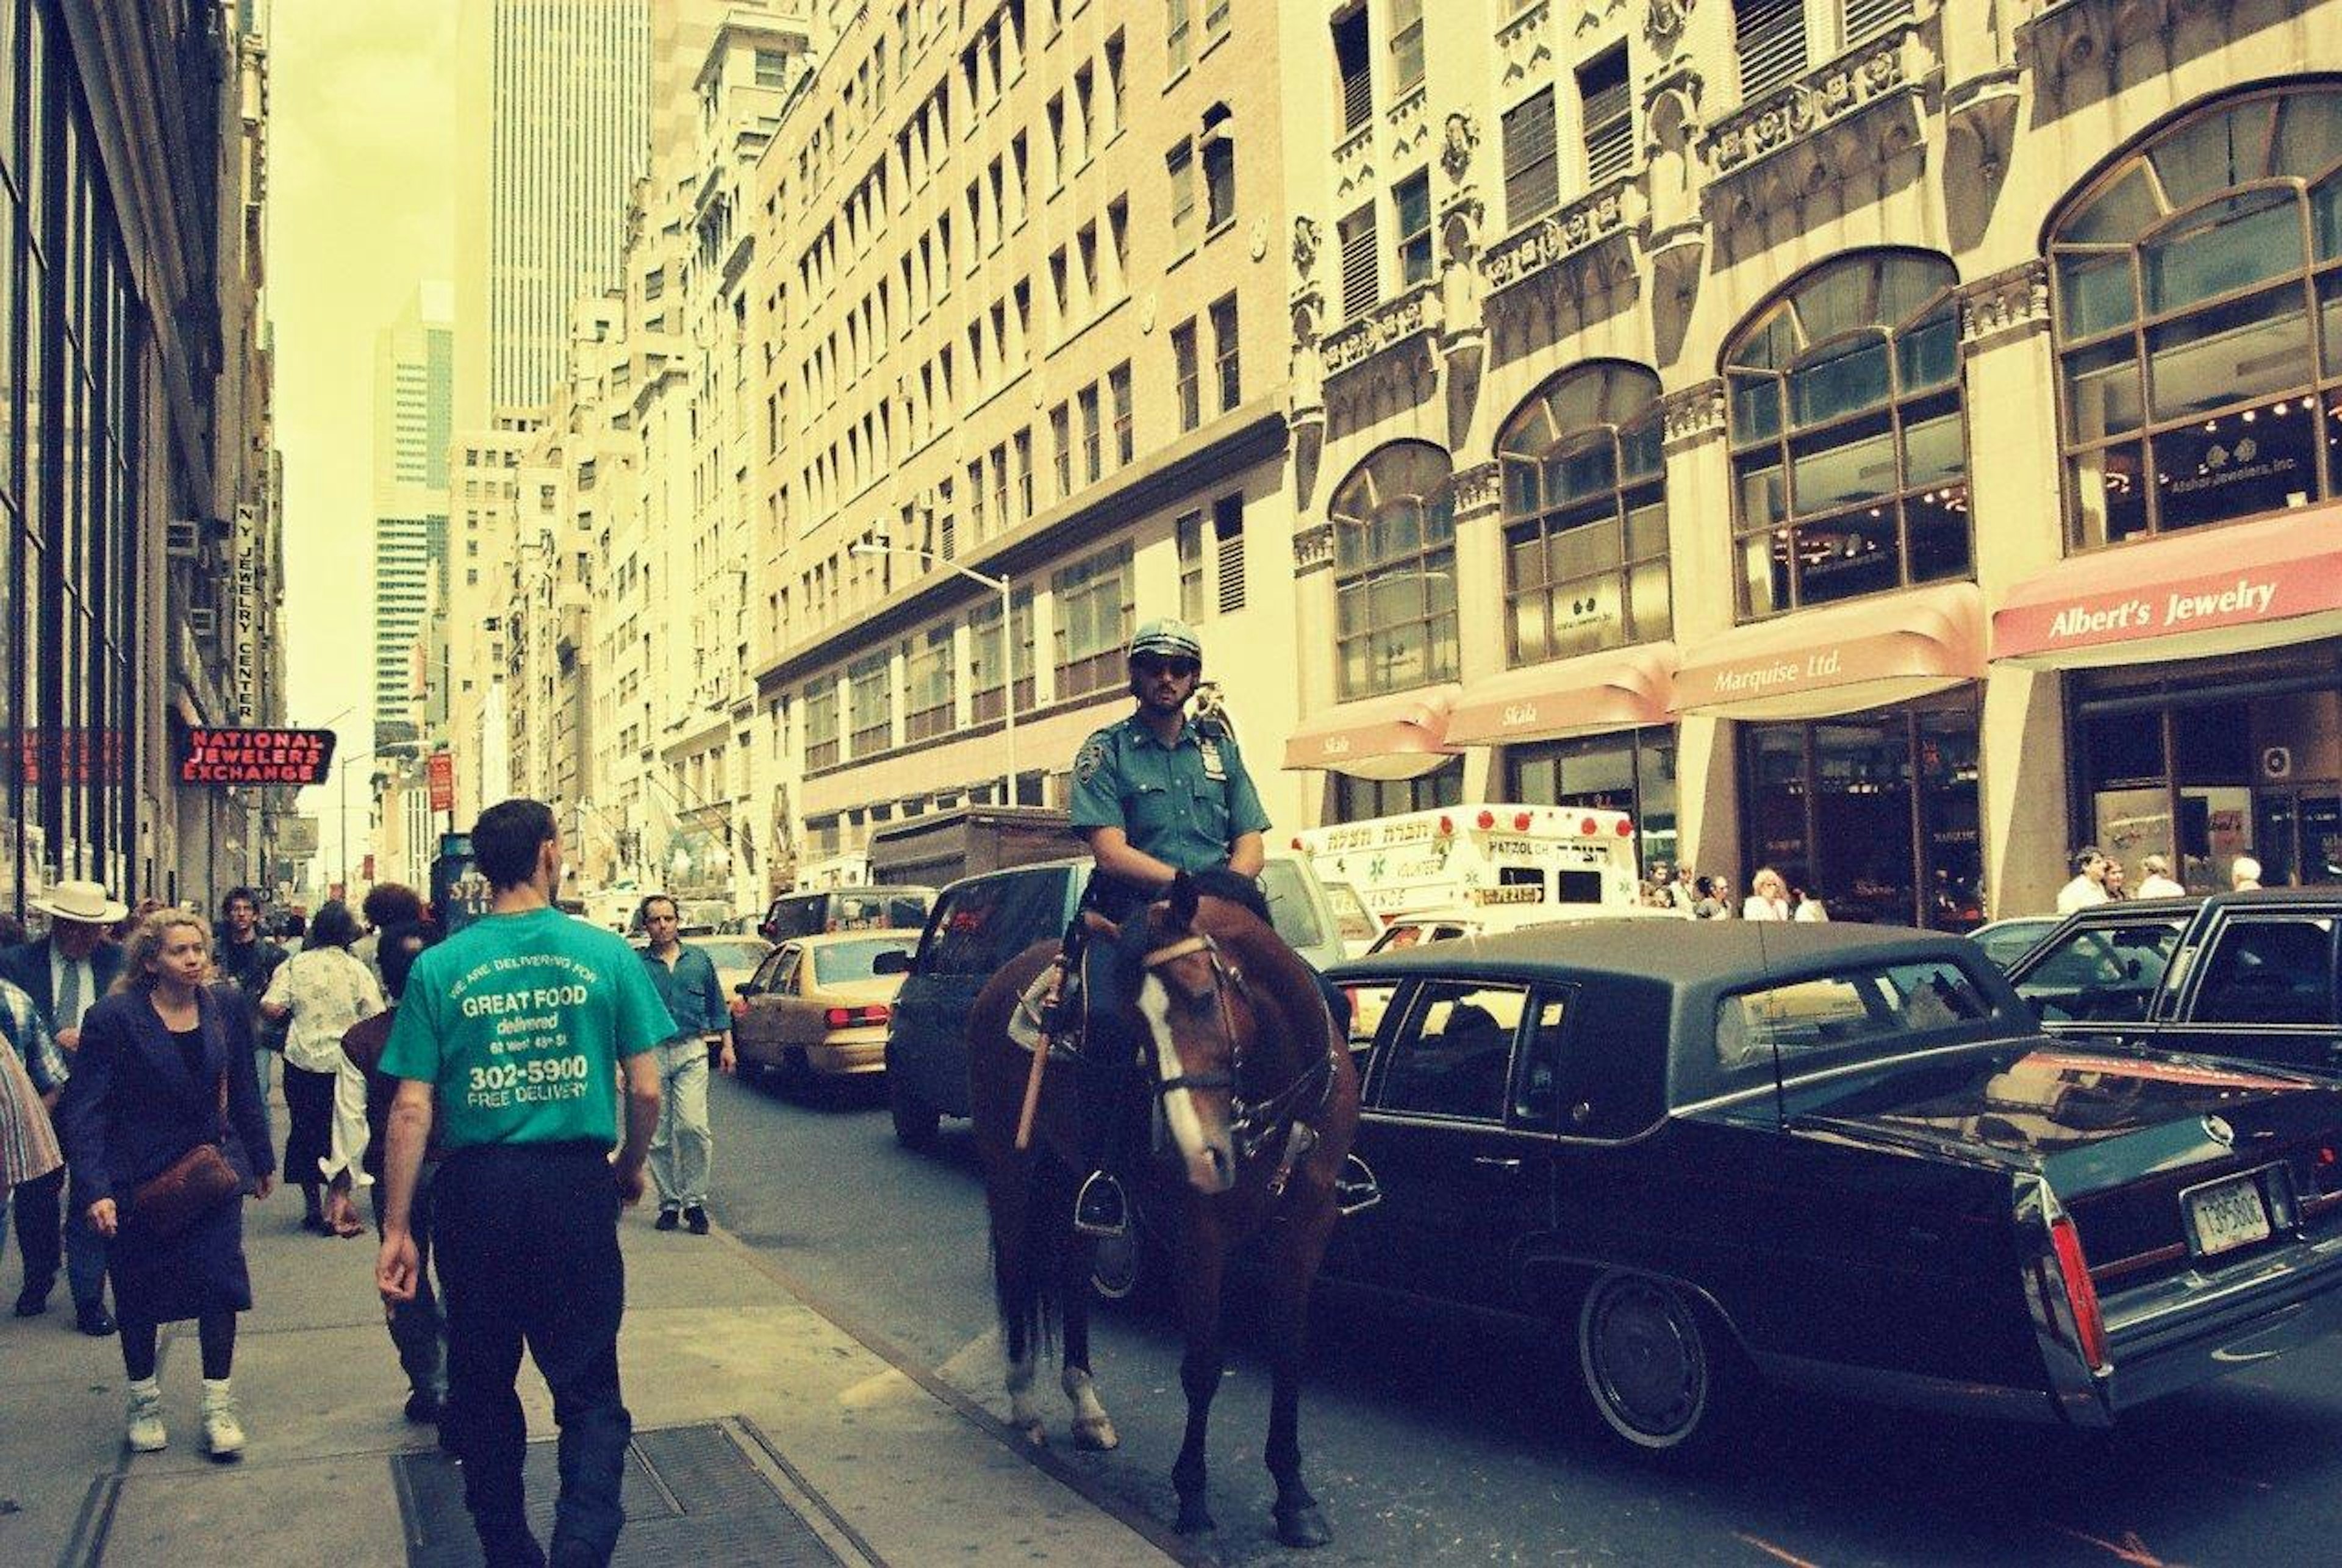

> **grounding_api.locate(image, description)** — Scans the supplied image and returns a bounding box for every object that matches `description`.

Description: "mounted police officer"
[1065,618,1275,1242]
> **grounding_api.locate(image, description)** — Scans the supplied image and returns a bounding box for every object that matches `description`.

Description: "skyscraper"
[373,284,455,754]
[453,0,652,424]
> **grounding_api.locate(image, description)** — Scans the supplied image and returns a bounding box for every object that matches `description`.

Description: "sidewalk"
[0,1175,1181,1567]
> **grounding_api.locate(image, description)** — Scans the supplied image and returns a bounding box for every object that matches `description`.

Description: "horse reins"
[1141,932,1338,1191]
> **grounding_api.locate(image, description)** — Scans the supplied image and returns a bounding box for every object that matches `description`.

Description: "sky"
[267,0,459,882]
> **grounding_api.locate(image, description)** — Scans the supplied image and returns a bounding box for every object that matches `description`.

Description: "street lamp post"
[850,536,1018,807]
[338,748,379,895]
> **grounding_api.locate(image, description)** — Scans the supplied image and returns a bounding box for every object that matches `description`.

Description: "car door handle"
[1472,1156,1522,1173]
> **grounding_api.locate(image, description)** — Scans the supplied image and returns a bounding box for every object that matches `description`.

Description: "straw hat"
[28,879,129,926]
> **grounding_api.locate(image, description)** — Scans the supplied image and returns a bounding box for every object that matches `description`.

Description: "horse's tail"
[990,1143,1073,1362]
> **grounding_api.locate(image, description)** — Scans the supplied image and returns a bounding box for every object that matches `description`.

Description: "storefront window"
[1506,728,1677,873]
[2052,87,2342,549]
[1331,442,1459,701]
[1739,692,1981,929]
[1497,363,1670,664]
[1725,251,1969,621]
[1332,760,1463,822]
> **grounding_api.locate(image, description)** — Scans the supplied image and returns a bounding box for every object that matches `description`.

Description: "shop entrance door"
[2254,787,2342,886]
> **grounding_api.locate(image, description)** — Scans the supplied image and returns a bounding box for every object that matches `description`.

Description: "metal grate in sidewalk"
[395,1418,851,1567]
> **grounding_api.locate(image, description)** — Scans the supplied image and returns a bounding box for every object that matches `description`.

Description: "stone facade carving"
[1450,461,1503,517]
[1441,111,1479,184]
[1708,32,1918,174]
[1644,0,1692,53]
[1322,285,1442,379]
[1294,522,1336,575]
[1660,379,1727,448]
[1292,215,1322,279]
[1958,259,2051,345]
[1481,180,1637,292]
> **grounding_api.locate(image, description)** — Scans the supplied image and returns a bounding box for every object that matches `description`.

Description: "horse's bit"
[1140,933,1336,1197]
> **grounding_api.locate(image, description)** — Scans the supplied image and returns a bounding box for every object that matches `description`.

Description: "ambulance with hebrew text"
[1290,803,1643,924]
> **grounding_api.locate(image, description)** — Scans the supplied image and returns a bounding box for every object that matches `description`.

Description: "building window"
[1389,0,1424,93]
[1178,510,1208,621]
[1578,45,1633,185]
[1052,545,1136,699]
[1725,250,1968,621]
[1334,761,1463,822]
[1167,0,1191,76]
[1394,170,1434,290]
[1167,143,1198,254]
[1499,362,1672,664]
[1210,294,1240,412]
[1201,107,1236,231]
[1109,362,1135,465]
[1051,403,1074,495]
[1213,494,1247,614]
[971,589,1037,723]
[904,625,956,742]
[1206,0,1231,40]
[756,48,790,88]
[1339,204,1378,319]
[804,680,840,770]
[1508,729,1677,876]
[2051,87,2342,551]
[1172,320,1201,431]
[1502,88,1560,227]
[1331,442,1459,701]
[1333,5,1372,137]
[1733,0,1806,101]
[1079,384,1103,482]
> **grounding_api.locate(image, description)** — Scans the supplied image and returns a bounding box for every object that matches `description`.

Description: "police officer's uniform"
[1068,713,1271,922]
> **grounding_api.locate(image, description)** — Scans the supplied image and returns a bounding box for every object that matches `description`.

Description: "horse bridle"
[1140,932,1336,1170]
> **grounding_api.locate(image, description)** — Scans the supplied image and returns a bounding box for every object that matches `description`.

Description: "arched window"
[1331,442,1458,701]
[2050,87,2342,549]
[1497,363,1670,665]
[1725,251,1968,620]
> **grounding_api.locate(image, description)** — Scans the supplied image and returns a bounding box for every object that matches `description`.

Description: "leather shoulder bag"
[124,1031,242,1239]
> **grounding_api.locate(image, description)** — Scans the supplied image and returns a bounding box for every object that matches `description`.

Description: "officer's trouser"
[434,1141,631,1566]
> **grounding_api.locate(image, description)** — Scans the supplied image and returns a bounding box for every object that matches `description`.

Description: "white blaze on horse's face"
[1137,972,1237,1195]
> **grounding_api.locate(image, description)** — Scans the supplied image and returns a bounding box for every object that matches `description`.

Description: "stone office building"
[1275,0,2342,922]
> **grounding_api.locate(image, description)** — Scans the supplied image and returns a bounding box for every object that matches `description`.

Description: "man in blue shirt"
[635,896,736,1236]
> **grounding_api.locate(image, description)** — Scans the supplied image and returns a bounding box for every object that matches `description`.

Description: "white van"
[1292,803,1642,922]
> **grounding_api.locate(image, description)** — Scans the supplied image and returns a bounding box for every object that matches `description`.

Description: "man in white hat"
[1,879,125,1332]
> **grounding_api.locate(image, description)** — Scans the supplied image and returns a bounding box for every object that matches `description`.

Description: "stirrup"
[1073,1171,1130,1239]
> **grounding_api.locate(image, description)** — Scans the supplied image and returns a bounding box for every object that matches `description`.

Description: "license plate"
[2184,1172,2272,1258]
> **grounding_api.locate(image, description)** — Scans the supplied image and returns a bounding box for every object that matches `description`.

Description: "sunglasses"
[1133,656,1200,679]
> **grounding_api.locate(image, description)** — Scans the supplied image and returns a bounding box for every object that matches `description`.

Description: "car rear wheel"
[1577,1271,1732,1457]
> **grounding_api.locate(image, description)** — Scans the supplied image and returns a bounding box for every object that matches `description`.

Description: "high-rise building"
[374,284,455,754]
[454,0,653,424]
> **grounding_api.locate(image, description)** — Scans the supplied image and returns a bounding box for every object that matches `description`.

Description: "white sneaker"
[199,1392,245,1459]
[124,1389,167,1453]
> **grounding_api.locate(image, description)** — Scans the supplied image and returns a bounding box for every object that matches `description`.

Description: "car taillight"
[2049,1214,2110,1373]
[824,1004,891,1028]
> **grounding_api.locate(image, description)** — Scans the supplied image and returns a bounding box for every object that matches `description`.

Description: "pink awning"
[1281,684,1461,780]
[1993,505,2342,668]
[1447,643,1678,745]
[1673,583,1986,720]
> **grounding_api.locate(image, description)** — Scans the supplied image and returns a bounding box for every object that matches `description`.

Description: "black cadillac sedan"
[1322,922,2342,1458]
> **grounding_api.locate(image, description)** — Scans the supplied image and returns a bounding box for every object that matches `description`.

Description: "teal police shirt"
[380,908,671,1150]
[1067,714,1271,875]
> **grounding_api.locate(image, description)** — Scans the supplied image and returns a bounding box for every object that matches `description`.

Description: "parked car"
[733,929,921,1090]
[2001,889,2342,1070]
[1967,914,2064,971]
[759,885,935,943]
[698,937,775,1010]
[1363,901,1679,958]
[1318,921,2342,1458]
[883,853,1347,1148]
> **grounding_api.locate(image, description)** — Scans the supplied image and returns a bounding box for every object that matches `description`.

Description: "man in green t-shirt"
[376,798,667,1568]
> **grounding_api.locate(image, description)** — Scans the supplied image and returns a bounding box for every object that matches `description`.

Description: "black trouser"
[11,1166,107,1309]
[370,1162,446,1400]
[433,1142,630,1567]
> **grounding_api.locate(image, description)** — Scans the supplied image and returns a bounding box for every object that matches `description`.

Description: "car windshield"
[2011,919,2187,1024]
[698,940,772,972]
[1259,859,1327,948]
[1321,882,1380,944]
[1970,920,2055,970]
[1716,960,1998,1072]
[815,937,917,986]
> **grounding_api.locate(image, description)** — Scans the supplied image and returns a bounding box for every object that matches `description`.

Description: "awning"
[1447,643,1678,746]
[1281,683,1461,780]
[1993,505,2342,669]
[1672,582,1986,720]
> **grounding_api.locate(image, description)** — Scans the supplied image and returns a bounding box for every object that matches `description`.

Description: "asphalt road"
[700,1072,2342,1567]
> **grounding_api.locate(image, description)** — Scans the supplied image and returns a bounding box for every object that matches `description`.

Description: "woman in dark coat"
[63,910,275,1458]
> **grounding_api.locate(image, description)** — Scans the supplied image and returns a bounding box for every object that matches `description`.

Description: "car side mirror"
[734,982,753,995]
[872,948,913,976]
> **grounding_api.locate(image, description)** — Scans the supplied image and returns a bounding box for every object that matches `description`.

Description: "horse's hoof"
[1275,1504,1333,1549]
[1072,1415,1119,1452]
[1175,1501,1217,1535]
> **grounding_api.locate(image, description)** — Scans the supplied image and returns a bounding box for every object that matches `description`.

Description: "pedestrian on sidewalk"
[260,901,381,1235]
[329,920,448,1425]
[213,888,288,1148]
[377,798,668,1568]
[62,910,275,1459]
[2056,847,2112,913]
[636,895,736,1236]
[2135,854,2186,898]
[0,976,65,1208]
[0,878,124,1334]
[359,883,427,987]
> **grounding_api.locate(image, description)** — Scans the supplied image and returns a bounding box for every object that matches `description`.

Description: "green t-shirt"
[381,908,670,1150]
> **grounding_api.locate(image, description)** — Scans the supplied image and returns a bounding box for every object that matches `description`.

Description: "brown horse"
[968,873,1361,1547]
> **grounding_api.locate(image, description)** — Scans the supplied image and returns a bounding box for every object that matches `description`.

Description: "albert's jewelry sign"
[177,728,337,786]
